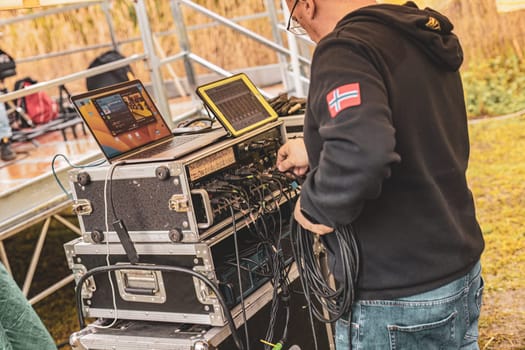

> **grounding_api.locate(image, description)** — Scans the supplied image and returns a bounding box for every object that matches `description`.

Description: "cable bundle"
[291,219,360,323]
[267,93,306,116]
[214,171,296,350]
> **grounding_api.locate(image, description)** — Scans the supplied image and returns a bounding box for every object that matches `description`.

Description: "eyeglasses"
[286,0,307,35]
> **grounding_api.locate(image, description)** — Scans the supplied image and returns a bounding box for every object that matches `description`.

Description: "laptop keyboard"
[170,134,199,147]
[132,135,197,158]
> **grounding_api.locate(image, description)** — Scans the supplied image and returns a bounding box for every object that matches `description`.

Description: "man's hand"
[276,138,309,176]
[294,199,333,235]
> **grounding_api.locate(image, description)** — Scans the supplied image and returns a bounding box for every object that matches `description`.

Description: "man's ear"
[303,0,317,20]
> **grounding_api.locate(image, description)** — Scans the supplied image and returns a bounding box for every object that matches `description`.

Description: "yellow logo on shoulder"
[426,16,441,31]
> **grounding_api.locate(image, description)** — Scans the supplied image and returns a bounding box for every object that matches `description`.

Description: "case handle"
[191,189,214,229]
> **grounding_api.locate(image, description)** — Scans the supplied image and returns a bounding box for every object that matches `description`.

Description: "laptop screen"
[71,80,172,161]
[196,73,278,137]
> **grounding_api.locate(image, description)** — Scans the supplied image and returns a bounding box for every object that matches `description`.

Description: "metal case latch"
[169,194,189,212]
[192,339,210,350]
[72,199,93,216]
[193,266,216,305]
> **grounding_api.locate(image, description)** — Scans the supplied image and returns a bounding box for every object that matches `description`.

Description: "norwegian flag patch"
[326,83,361,118]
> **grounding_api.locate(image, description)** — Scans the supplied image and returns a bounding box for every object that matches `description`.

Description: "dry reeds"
[0,0,278,92]
[447,0,525,65]
[0,0,524,91]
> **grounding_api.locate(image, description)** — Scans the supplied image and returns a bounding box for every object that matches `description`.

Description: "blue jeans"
[336,262,484,350]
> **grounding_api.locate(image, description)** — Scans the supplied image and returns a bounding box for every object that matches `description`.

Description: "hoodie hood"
[338,1,463,71]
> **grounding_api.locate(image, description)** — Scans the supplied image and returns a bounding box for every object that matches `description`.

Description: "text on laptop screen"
[73,82,172,159]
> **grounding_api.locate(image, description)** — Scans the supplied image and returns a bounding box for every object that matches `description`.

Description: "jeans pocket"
[335,318,350,350]
[465,276,484,342]
[387,311,458,350]
[475,277,484,312]
[335,316,359,350]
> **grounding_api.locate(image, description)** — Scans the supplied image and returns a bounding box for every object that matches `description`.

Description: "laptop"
[196,73,278,137]
[71,80,225,164]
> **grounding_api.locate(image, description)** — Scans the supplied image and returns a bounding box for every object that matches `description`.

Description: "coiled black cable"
[291,218,360,323]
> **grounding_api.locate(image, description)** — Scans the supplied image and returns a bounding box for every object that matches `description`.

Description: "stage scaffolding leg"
[22,217,51,297]
[265,0,291,92]
[53,214,82,236]
[101,0,119,51]
[170,0,198,94]
[3,213,83,304]
[281,0,306,97]
[134,0,172,128]
[29,274,75,305]
[0,240,12,275]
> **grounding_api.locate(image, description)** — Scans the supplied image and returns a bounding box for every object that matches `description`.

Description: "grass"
[467,115,525,349]
[3,114,525,349]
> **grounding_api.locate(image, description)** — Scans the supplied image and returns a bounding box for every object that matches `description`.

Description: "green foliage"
[462,55,525,118]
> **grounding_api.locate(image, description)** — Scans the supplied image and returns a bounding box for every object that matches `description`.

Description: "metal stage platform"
[0,126,101,304]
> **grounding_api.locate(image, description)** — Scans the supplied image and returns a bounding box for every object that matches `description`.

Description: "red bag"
[15,77,59,125]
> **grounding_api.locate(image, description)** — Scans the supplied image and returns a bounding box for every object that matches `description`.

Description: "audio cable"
[228,201,251,350]
[217,172,294,350]
[51,153,106,198]
[291,218,360,323]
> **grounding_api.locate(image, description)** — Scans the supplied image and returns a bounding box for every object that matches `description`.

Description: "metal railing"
[170,0,312,96]
[0,0,315,123]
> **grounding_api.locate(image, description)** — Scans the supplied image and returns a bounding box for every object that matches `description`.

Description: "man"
[0,263,57,349]
[277,0,485,348]
[0,84,16,162]
[0,44,17,162]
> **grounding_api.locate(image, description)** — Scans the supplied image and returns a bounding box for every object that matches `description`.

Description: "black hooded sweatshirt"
[300,2,484,299]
